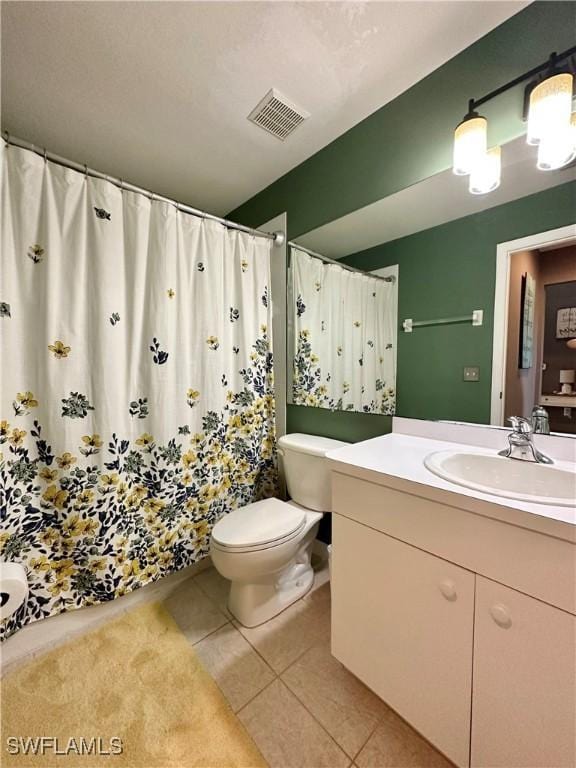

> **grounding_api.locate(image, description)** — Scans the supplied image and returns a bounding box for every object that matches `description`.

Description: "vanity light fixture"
[454,46,576,193]
[453,109,487,176]
[529,62,576,170]
[537,112,576,171]
[527,70,573,146]
[469,145,501,195]
[453,103,500,194]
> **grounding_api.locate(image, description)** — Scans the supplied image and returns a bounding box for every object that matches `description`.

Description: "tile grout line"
[192,570,351,755]
[235,674,280,717]
[230,621,281,677]
[189,618,231,647]
[179,591,281,717]
[270,590,383,765]
[188,572,279,677]
[236,672,350,766]
[267,602,361,762]
[236,581,332,677]
[188,615,281,717]
[277,672,355,763]
[278,634,387,766]
[189,576,234,621]
[273,632,324,676]
[227,590,348,758]
[350,714,382,765]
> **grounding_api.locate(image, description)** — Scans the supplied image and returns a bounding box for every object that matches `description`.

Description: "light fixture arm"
[463,45,576,118]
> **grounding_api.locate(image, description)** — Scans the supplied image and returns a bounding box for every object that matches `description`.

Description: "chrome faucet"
[531,405,550,435]
[498,416,553,464]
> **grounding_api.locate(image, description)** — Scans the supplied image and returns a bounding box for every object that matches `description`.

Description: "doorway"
[491,225,576,434]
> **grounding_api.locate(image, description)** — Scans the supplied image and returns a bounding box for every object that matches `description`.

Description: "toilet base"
[228,539,316,627]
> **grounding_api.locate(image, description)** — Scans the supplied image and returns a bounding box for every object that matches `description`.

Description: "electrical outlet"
[463,366,480,382]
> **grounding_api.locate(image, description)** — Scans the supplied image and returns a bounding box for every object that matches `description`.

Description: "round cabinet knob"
[490,602,512,629]
[439,579,457,601]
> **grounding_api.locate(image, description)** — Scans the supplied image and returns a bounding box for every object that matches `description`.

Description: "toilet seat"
[211,525,305,554]
[211,497,306,552]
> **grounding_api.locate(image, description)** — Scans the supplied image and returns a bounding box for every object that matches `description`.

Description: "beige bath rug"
[1,602,267,768]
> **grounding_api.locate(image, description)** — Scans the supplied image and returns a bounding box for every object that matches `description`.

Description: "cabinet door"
[332,514,475,767]
[472,577,576,768]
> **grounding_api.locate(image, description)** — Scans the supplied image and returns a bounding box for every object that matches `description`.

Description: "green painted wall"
[287,405,392,443]
[229,3,576,239]
[343,181,576,424]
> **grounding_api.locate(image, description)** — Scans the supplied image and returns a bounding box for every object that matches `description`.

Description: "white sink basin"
[424,451,576,507]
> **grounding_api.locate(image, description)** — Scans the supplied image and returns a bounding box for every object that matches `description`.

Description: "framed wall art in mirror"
[519,272,536,370]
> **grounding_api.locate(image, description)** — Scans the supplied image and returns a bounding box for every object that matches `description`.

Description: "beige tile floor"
[171,565,454,768]
[2,557,454,768]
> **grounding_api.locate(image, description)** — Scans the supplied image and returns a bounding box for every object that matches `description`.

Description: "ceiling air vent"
[248,88,309,141]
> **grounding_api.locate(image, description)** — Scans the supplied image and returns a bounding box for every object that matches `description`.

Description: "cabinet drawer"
[332,472,576,614]
[331,514,474,767]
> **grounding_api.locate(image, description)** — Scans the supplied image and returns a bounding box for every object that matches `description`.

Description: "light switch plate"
[463,366,480,381]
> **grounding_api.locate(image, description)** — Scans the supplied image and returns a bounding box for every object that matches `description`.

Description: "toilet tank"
[277,433,349,512]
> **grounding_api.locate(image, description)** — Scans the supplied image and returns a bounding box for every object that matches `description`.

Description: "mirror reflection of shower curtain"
[0,144,278,639]
[290,247,396,414]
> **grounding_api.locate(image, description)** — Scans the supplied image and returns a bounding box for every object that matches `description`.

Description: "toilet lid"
[211,498,306,549]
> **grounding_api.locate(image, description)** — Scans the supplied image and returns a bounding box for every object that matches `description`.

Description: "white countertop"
[327,433,576,540]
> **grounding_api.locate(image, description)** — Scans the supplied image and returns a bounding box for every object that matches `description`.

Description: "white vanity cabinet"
[331,514,475,768]
[330,471,576,768]
[471,577,576,768]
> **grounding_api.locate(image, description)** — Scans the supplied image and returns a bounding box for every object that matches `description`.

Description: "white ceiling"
[2,1,526,216]
[296,137,576,259]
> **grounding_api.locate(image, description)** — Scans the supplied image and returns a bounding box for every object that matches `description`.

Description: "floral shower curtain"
[0,144,277,639]
[291,247,396,414]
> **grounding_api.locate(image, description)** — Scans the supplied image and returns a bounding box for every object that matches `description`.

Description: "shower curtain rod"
[289,241,395,283]
[2,133,281,243]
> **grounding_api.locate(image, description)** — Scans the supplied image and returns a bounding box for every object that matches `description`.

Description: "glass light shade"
[527,72,573,146]
[453,116,487,175]
[537,113,576,170]
[469,146,501,195]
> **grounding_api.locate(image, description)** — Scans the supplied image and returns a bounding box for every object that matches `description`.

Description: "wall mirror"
[288,135,576,435]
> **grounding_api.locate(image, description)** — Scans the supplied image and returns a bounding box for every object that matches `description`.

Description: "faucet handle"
[507,416,532,434]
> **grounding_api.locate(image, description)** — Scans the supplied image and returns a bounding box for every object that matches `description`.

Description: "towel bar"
[403,309,483,333]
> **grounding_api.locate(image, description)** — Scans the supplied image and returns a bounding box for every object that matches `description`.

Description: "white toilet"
[210,433,347,627]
